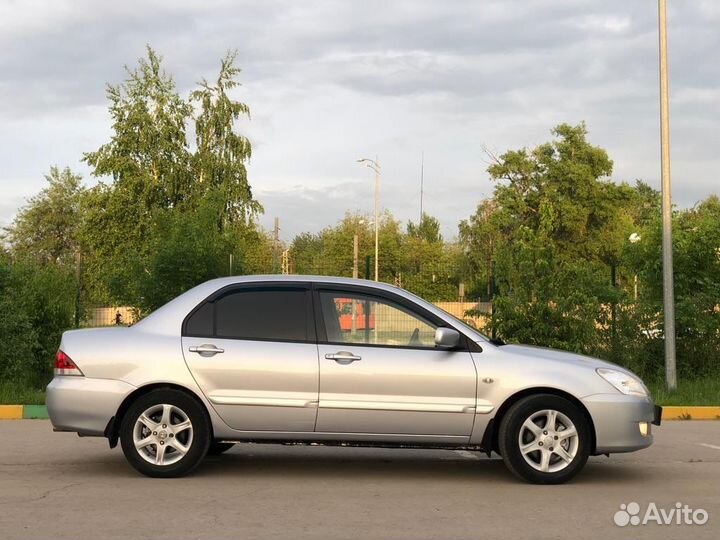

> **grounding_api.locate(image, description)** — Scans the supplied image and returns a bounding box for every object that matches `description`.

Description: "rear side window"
[185,287,310,342]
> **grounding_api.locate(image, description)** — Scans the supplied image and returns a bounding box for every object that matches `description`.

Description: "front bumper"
[653,404,663,426]
[46,377,135,436]
[582,393,659,455]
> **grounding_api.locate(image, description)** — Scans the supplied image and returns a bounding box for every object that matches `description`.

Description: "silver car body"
[47,275,657,455]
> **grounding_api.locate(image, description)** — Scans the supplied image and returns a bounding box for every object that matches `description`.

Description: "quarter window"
[319,291,437,348]
[184,301,213,337]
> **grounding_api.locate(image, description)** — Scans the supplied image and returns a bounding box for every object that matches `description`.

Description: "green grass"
[647,377,720,406]
[1,378,718,406]
[0,383,46,405]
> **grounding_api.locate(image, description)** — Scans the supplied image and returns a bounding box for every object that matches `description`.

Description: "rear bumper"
[46,377,135,436]
[582,393,658,454]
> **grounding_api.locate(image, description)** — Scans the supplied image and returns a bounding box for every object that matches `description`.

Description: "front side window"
[185,287,309,342]
[319,291,437,348]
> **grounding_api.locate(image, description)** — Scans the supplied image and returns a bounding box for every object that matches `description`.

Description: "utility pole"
[658,0,677,390]
[357,157,381,281]
[352,234,359,279]
[419,151,424,222]
[351,234,359,333]
[273,217,280,273]
[281,250,290,274]
[74,249,82,328]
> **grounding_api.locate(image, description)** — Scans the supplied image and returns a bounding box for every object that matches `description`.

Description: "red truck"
[335,298,375,331]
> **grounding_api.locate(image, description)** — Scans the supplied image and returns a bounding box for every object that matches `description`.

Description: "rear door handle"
[189,344,225,356]
[325,351,361,364]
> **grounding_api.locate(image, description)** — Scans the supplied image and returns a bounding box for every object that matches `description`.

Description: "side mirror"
[434,327,460,349]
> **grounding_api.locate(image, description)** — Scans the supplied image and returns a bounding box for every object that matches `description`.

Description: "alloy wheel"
[132,403,194,466]
[518,409,579,473]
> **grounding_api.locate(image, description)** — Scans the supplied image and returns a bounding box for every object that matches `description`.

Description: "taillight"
[55,350,83,376]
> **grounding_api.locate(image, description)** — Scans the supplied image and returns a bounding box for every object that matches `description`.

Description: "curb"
[0,405,49,419]
[2,405,720,421]
[661,406,720,421]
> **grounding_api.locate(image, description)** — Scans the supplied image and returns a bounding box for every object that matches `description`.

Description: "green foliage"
[471,124,648,359]
[625,196,720,379]
[4,167,84,266]
[79,47,262,308]
[0,252,76,387]
[407,213,442,243]
[291,211,403,279]
[490,226,607,354]
[290,232,324,275]
[83,47,194,210]
[191,51,262,223]
[464,122,720,382]
[288,211,465,301]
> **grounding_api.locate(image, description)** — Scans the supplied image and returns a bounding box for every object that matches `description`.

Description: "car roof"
[200,274,404,291]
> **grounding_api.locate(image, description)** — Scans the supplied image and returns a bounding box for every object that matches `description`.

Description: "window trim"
[181,282,316,344]
[311,283,473,352]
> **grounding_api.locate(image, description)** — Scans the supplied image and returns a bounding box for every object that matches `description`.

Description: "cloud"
[0,0,718,241]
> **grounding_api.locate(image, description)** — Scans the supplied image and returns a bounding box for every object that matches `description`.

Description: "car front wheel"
[498,394,591,484]
[120,389,211,478]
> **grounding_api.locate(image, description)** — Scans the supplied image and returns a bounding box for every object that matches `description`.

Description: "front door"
[314,287,477,440]
[182,284,318,432]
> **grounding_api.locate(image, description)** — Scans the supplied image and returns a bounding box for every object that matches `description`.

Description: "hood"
[501,344,621,371]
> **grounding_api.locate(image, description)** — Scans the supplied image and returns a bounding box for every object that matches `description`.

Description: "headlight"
[596,368,648,396]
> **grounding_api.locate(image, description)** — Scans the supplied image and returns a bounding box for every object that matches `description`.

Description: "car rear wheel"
[120,389,210,478]
[498,394,590,484]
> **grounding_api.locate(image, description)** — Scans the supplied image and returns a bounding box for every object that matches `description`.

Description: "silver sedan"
[47,276,661,483]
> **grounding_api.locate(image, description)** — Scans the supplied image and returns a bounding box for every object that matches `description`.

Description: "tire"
[120,389,211,478]
[207,442,235,456]
[498,394,591,484]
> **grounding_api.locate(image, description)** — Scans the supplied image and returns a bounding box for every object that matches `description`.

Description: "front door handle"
[325,351,361,364]
[189,344,225,356]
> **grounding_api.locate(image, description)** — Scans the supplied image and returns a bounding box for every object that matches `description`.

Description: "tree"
[484,123,642,263]
[287,210,463,300]
[626,196,720,379]
[463,123,648,359]
[288,212,403,280]
[290,232,324,274]
[191,51,262,224]
[402,213,459,300]
[5,167,84,266]
[79,47,263,307]
[489,226,606,353]
[459,199,502,300]
[0,251,76,387]
[407,213,442,243]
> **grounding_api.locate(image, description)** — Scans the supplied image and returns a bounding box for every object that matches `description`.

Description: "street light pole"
[358,157,381,281]
[658,0,677,390]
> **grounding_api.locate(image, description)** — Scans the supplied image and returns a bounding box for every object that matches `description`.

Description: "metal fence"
[82,306,138,327]
[82,301,491,331]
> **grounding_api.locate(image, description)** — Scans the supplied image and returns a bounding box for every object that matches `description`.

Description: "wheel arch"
[481,387,597,455]
[104,382,213,448]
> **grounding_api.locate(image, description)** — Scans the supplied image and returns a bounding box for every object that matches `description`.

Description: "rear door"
[182,283,319,432]
[314,286,477,441]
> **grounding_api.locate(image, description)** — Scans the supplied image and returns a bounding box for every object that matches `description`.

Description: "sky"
[1,0,718,241]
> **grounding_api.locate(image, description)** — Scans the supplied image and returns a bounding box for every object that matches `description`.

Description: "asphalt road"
[0,420,718,540]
